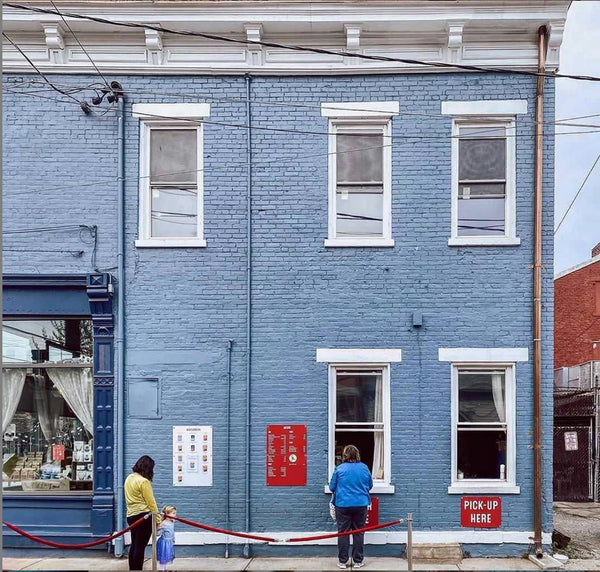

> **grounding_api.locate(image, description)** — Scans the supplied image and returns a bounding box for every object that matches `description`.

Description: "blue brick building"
[2,0,568,558]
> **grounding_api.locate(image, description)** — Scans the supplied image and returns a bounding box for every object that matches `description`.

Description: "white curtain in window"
[372,374,385,480]
[34,375,62,440]
[47,368,94,434]
[491,373,506,423]
[2,368,26,433]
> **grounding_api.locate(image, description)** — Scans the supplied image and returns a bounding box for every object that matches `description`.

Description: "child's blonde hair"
[162,505,177,516]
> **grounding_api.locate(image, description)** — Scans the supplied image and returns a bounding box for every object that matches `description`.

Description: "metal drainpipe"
[243,74,253,559]
[533,25,547,558]
[225,339,233,558]
[114,91,126,557]
[594,368,599,502]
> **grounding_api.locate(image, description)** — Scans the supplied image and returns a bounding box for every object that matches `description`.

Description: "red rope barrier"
[4,512,403,548]
[288,519,404,542]
[171,515,276,543]
[2,513,149,549]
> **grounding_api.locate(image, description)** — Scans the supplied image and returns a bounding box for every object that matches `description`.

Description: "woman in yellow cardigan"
[124,456,161,570]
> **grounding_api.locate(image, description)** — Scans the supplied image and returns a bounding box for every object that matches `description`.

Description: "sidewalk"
[3,556,600,571]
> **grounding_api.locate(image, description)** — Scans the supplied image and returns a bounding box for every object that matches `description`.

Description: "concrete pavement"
[3,556,600,571]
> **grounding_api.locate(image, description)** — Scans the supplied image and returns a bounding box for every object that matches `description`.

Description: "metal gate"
[553,423,593,501]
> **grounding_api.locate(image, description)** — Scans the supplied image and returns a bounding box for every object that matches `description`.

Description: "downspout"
[115,87,126,557]
[225,339,233,558]
[533,26,547,558]
[243,73,253,559]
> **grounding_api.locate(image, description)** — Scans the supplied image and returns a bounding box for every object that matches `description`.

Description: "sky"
[555,1,600,274]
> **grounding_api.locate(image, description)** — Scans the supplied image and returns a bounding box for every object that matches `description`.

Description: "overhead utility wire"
[554,152,600,234]
[2,32,81,104]
[5,81,600,131]
[49,0,111,89]
[6,121,600,200]
[5,3,600,83]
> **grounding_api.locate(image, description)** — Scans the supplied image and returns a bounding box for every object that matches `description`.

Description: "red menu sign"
[52,444,65,460]
[266,425,307,486]
[461,497,501,528]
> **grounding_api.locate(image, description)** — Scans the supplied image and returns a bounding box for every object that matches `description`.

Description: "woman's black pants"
[127,512,152,570]
[336,506,368,564]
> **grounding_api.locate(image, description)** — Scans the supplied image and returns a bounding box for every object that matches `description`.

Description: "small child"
[156,505,176,571]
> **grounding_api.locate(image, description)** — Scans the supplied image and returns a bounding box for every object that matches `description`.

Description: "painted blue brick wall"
[2,72,554,556]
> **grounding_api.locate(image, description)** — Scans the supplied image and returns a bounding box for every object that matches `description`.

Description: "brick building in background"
[554,243,600,502]
[2,0,567,559]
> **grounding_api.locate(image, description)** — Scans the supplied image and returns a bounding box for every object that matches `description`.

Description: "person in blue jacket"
[329,444,373,569]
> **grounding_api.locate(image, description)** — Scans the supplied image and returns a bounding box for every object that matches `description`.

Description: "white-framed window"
[133,103,210,248]
[439,347,527,494]
[321,102,399,248]
[317,347,401,493]
[441,100,527,247]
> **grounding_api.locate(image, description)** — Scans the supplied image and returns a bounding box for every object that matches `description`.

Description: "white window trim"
[318,350,399,494]
[438,348,528,363]
[317,348,402,363]
[446,361,520,495]
[441,100,528,116]
[133,103,209,248]
[321,102,398,248]
[442,100,526,248]
[448,118,519,246]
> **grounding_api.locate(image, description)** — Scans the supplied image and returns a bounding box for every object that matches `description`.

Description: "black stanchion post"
[407,513,413,572]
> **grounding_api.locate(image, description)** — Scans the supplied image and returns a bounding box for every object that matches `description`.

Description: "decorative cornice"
[1,2,569,75]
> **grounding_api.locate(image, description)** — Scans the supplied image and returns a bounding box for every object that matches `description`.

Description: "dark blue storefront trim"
[2,273,115,546]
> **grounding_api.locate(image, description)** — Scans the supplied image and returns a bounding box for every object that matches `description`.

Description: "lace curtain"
[47,368,94,434]
[2,368,26,433]
[372,374,385,480]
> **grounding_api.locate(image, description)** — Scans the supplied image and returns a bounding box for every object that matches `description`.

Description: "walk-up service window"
[2,319,94,493]
[331,366,390,483]
[456,369,508,480]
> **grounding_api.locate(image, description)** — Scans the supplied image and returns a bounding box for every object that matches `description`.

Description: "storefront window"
[2,319,94,493]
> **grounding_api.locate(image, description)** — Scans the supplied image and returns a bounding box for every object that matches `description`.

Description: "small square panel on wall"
[127,377,160,419]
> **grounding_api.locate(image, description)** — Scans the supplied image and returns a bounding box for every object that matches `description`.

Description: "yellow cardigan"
[124,472,161,524]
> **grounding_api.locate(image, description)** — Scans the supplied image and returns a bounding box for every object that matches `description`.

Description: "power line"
[5,125,600,200]
[5,79,600,130]
[554,152,600,234]
[4,3,600,83]
[2,32,81,104]
[2,224,91,235]
[49,0,110,89]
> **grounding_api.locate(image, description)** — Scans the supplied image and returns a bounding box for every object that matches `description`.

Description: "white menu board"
[172,426,213,487]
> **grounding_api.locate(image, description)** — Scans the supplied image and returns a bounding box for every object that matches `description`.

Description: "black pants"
[127,512,152,570]
[336,506,368,564]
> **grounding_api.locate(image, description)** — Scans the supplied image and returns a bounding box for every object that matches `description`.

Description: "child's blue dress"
[156,519,175,564]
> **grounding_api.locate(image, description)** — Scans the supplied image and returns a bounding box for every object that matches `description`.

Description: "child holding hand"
[156,506,176,570]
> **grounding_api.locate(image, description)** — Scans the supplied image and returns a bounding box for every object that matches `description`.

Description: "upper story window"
[133,103,210,248]
[442,100,527,247]
[321,102,399,248]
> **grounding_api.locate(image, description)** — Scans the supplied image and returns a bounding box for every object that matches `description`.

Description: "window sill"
[447,483,520,494]
[324,238,395,248]
[324,484,395,494]
[135,239,207,248]
[447,237,521,247]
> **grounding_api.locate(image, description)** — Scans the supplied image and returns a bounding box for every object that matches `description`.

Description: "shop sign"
[366,497,379,526]
[172,426,213,487]
[266,425,307,486]
[460,497,501,528]
[52,444,65,460]
[564,431,578,451]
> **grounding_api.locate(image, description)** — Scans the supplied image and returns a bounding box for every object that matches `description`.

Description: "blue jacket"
[329,462,373,507]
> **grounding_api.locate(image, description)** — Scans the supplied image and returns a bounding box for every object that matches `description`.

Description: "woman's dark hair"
[132,455,155,481]
[342,444,361,463]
